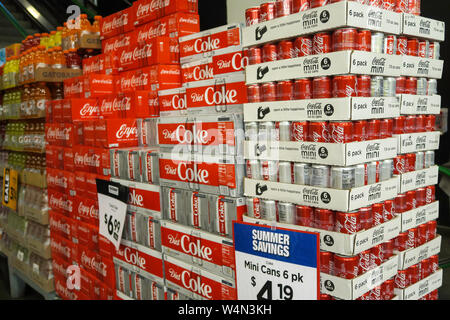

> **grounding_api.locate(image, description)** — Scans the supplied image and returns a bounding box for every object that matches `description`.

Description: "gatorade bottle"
[52,47,66,68]
[92,16,102,36]
[62,23,69,51]
[21,85,30,118]
[11,56,19,87]
[67,48,82,69]
[35,46,50,69]
[35,82,50,118]
[28,84,37,117]
[49,31,56,48]
[55,26,63,48]
[79,14,92,37]
[27,47,37,82]
[53,82,64,100]
[68,18,79,49]
[33,33,42,48]
[40,33,49,48]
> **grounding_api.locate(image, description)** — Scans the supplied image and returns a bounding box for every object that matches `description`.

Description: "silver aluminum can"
[163,187,188,225]
[245,122,259,141]
[246,197,262,219]
[278,202,296,225]
[331,166,355,190]
[278,161,293,184]
[417,78,428,96]
[139,213,162,251]
[354,164,367,188]
[424,151,435,168]
[261,199,278,221]
[430,42,440,59]
[380,159,394,182]
[259,121,277,141]
[140,149,160,185]
[132,273,144,300]
[293,163,311,186]
[310,165,330,188]
[246,159,262,180]
[415,152,425,171]
[382,77,397,97]
[371,76,384,97]
[188,192,211,232]
[125,149,142,182]
[384,35,397,55]
[110,149,123,179]
[149,281,165,300]
[371,32,385,54]
[367,162,379,185]
[278,121,292,142]
[427,79,438,96]
[261,160,278,182]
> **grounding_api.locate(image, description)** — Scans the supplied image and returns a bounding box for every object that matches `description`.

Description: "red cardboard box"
[83,74,116,98]
[95,118,139,149]
[100,7,135,40]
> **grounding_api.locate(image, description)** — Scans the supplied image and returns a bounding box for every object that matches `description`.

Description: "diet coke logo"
[193,36,220,54]
[124,247,147,269]
[216,52,249,72]
[116,124,138,139]
[193,65,214,81]
[129,189,144,207]
[168,234,180,246]
[181,270,213,299]
[169,94,186,110]
[181,235,213,261]
[204,86,238,106]
[178,162,209,184]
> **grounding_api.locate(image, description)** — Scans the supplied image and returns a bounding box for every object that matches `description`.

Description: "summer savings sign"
[234,222,320,300]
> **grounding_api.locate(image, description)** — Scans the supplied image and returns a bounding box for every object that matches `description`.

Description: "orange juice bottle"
[92,16,102,36]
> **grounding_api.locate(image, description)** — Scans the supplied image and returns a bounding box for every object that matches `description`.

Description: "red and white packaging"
[98,91,159,119]
[77,221,99,252]
[181,58,214,84]
[100,7,135,40]
[49,210,77,241]
[63,98,100,122]
[179,23,242,64]
[133,0,198,27]
[158,87,187,117]
[64,76,84,99]
[95,118,139,149]
[45,123,75,147]
[74,196,99,227]
[50,233,73,262]
[161,221,236,279]
[186,74,247,115]
[46,168,76,196]
[118,65,181,93]
[83,74,116,98]
[83,53,120,76]
[48,188,74,216]
[212,47,249,78]
[163,255,237,300]
[102,33,133,55]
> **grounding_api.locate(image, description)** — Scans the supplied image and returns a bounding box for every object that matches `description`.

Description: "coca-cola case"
[208,195,245,239]
[100,7,135,40]
[83,74,116,99]
[95,118,139,149]
[185,73,247,115]
[64,98,100,122]
[163,255,237,300]
[102,32,133,56]
[133,0,198,27]
[157,116,193,152]
[161,220,235,280]
[161,187,189,225]
[181,58,214,84]
[158,87,188,117]
[138,118,159,147]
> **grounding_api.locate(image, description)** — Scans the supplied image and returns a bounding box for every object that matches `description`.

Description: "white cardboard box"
[246,51,402,85]
[242,1,401,48]
[401,55,444,79]
[321,255,399,300]
[395,131,440,154]
[243,215,401,257]
[244,176,399,212]
[397,235,442,270]
[400,201,439,233]
[244,97,400,122]
[244,138,398,167]
[394,268,443,300]
[399,94,441,115]
[401,14,445,42]
[398,166,439,194]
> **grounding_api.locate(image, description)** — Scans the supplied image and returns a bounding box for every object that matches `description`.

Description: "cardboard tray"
[395,131,440,154]
[400,201,439,233]
[397,166,439,194]
[397,235,441,271]
[394,268,443,300]
[401,14,445,42]
[399,94,441,115]
[24,206,49,226]
[401,55,444,79]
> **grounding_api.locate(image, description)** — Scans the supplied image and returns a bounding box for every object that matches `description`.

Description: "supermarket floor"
[0,230,450,301]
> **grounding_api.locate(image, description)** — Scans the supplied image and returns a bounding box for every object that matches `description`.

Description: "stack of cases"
[156,22,249,300]
[241,0,443,300]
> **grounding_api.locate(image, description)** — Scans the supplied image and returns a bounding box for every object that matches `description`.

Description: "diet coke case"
[212,46,248,78]
[179,23,242,64]
[209,195,245,239]
[161,220,236,279]
[186,73,247,115]
[133,0,198,27]
[181,58,214,84]
[161,187,189,225]
[186,191,211,232]
[158,87,188,117]
[131,273,165,300]
[163,255,237,300]
[140,148,160,184]
[122,211,162,252]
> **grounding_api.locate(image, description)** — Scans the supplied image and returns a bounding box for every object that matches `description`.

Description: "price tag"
[17,250,24,262]
[234,222,320,301]
[97,179,129,250]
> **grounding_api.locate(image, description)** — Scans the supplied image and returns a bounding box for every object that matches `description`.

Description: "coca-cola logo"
[192,65,214,81]
[193,37,220,54]
[181,235,213,261]
[102,13,129,33]
[204,86,238,106]
[129,189,144,207]
[116,124,137,139]
[124,247,147,269]
[121,73,149,90]
[80,103,99,117]
[104,36,131,53]
[181,270,212,299]
[178,162,209,184]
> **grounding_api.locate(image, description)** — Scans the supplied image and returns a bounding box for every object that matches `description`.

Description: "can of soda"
[335,211,361,234]
[293,36,313,57]
[407,38,419,56]
[278,121,292,141]
[313,32,332,54]
[277,41,294,60]
[314,208,335,231]
[310,165,330,188]
[188,192,210,231]
[139,213,162,251]
[293,163,311,185]
[329,121,354,144]
[353,120,368,141]
[140,149,160,185]
[312,77,332,99]
[357,75,371,97]
[397,36,408,55]
[367,161,380,184]
[425,151,435,168]
[275,0,292,18]
[359,207,373,230]
[427,79,438,96]
[294,78,312,99]
[261,199,278,221]
[276,81,294,101]
[417,78,428,95]
[293,0,310,12]
[278,161,293,184]
[296,205,314,227]
[370,76,384,97]
[245,7,260,26]
[415,151,425,170]
[379,159,393,182]
[393,155,406,175]
[261,160,278,182]
[291,121,309,141]
[396,76,406,94]
[384,35,397,55]
[429,42,440,59]
[309,121,330,142]
[246,159,262,180]
[259,2,277,22]
[426,185,436,204]
[246,197,262,219]
[380,119,393,138]
[418,40,430,58]
[332,28,358,51]
[383,199,395,221]
[278,202,296,224]
[354,164,367,187]
[416,115,426,133]
[259,121,277,141]
[331,166,355,190]
[405,77,417,95]
[383,77,397,97]
[245,122,259,141]
[209,195,243,238]
[357,30,372,52]
[163,188,188,225]
[247,49,262,67]
[371,32,385,53]
[261,82,277,102]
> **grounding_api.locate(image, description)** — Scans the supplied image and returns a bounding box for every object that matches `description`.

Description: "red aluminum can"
[397,36,408,55]
[314,208,335,231]
[276,0,292,18]
[383,200,395,221]
[396,76,406,94]
[277,40,294,60]
[371,244,384,267]
[429,290,439,300]
[395,269,410,289]
[395,194,408,213]
[382,0,396,11]
[372,203,385,226]
[383,239,395,260]
[248,46,262,65]
[382,278,395,300]
[292,0,310,12]
[293,78,312,99]
[247,84,262,103]
[329,121,353,144]
[416,115,426,133]
[311,0,330,8]
[353,120,368,142]
[320,251,334,274]
[357,30,372,52]
[425,115,436,132]
[312,77,332,99]
[405,77,417,95]
[405,115,417,134]
[332,75,357,98]
[296,205,315,227]
[395,232,408,252]
[408,264,420,284]
[418,40,429,58]
[262,43,278,62]
[406,190,417,210]
[292,121,309,142]
[405,153,416,173]
[335,211,361,234]
[245,7,260,26]
[294,36,313,57]
[369,286,382,301]
[259,2,277,22]
[394,155,406,175]
[416,187,426,208]
[420,258,432,279]
[358,249,372,275]
[408,0,421,15]
[406,227,417,249]
[313,33,332,54]
[333,28,358,52]
[276,80,294,101]
[309,121,330,143]
[384,35,397,55]
[417,223,428,247]
[359,207,373,230]
[430,255,439,273]
[380,119,393,139]
[393,116,406,134]
[407,38,419,56]
[357,75,371,97]
[367,119,381,140]
[334,255,359,280]
[427,220,437,240]
[425,185,436,204]
[261,82,277,102]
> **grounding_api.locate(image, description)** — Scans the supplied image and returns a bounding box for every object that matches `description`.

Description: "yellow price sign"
[2,168,18,211]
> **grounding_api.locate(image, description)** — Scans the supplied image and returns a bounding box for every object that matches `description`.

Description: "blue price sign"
[233,222,320,300]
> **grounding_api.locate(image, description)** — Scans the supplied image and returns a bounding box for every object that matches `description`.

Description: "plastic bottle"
[66,48,82,69]
[68,18,79,49]
[35,82,50,118]
[21,85,30,118]
[55,27,63,48]
[49,31,56,48]
[32,33,41,48]
[52,47,66,68]
[27,48,37,82]
[92,16,102,36]
[79,14,92,37]
[62,23,69,51]
[28,84,37,117]
[40,33,49,48]
[35,46,50,69]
